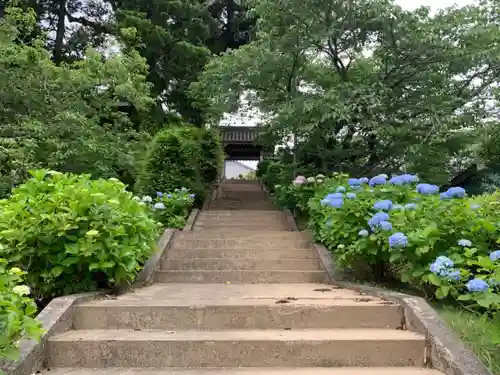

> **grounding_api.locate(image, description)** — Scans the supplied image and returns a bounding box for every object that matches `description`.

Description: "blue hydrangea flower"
[447,270,461,281]
[389,174,418,185]
[142,195,153,203]
[153,202,165,210]
[489,250,500,262]
[446,187,466,198]
[379,221,393,231]
[404,203,417,210]
[359,229,369,237]
[326,198,343,208]
[359,177,369,184]
[439,192,451,200]
[373,200,393,211]
[416,183,439,195]
[166,194,173,198]
[369,175,387,187]
[368,212,390,228]
[465,278,489,293]
[389,175,405,185]
[457,239,472,248]
[348,178,361,186]
[470,204,480,210]
[336,186,346,193]
[430,256,454,276]
[326,193,343,199]
[346,193,356,199]
[389,232,408,248]
[400,174,419,183]
[156,192,163,197]
[189,194,195,198]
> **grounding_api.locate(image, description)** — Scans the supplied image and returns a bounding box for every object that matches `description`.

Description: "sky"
[231,0,477,169]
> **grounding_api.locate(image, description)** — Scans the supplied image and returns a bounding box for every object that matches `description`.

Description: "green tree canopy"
[192,0,500,184]
[0,6,154,195]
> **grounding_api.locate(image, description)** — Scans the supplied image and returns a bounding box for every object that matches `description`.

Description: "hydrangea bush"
[0,260,44,363]
[0,170,160,302]
[138,188,195,228]
[273,171,500,314]
[274,174,325,212]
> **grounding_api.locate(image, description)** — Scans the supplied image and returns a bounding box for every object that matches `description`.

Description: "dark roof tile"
[217,126,260,143]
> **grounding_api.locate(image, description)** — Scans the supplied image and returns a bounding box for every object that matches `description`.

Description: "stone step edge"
[40,368,445,375]
[49,328,424,342]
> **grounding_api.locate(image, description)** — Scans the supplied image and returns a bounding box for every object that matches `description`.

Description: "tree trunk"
[53,0,67,65]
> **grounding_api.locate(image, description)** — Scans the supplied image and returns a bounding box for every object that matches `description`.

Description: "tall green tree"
[0,6,154,196]
[192,0,500,183]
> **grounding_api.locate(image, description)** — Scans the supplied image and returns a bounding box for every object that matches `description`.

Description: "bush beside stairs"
[42,180,445,375]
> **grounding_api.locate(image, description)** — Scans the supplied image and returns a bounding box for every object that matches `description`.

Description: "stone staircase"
[42,179,444,375]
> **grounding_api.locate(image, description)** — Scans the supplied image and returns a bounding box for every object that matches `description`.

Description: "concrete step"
[194,216,289,224]
[171,239,311,250]
[74,283,402,330]
[171,229,312,250]
[192,223,290,231]
[46,328,426,368]
[161,258,322,271]
[154,270,329,283]
[208,205,278,211]
[173,230,310,241]
[197,211,288,218]
[167,248,318,259]
[40,369,445,375]
[195,217,287,222]
[219,190,267,196]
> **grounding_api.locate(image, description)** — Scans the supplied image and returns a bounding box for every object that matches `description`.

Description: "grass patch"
[434,304,500,374]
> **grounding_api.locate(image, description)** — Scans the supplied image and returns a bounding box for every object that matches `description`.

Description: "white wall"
[224,161,255,179]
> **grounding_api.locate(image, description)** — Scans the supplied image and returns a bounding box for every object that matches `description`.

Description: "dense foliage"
[199,128,225,186]
[269,170,500,315]
[0,261,43,364]
[136,126,223,204]
[0,7,155,197]
[138,189,195,229]
[193,0,500,189]
[0,170,160,303]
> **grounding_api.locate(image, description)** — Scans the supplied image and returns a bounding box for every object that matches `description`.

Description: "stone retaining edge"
[133,228,176,286]
[202,187,218,210]
[183,208,200,231]
[3,228,177,375]
[282,208,493,375]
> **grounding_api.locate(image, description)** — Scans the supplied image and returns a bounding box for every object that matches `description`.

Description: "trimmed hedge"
[136,126,222,205]
[199,128,224,186]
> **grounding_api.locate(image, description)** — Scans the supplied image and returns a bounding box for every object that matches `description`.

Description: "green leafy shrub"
[277,171,500,314]
[0,260,43,363]
[0,169,160,302]
[256,159,270,178]
[274,173,327,212]
[261,161,296,193]
[199,128,224,186]
[138,189,195,228]
[137,126,222,205]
